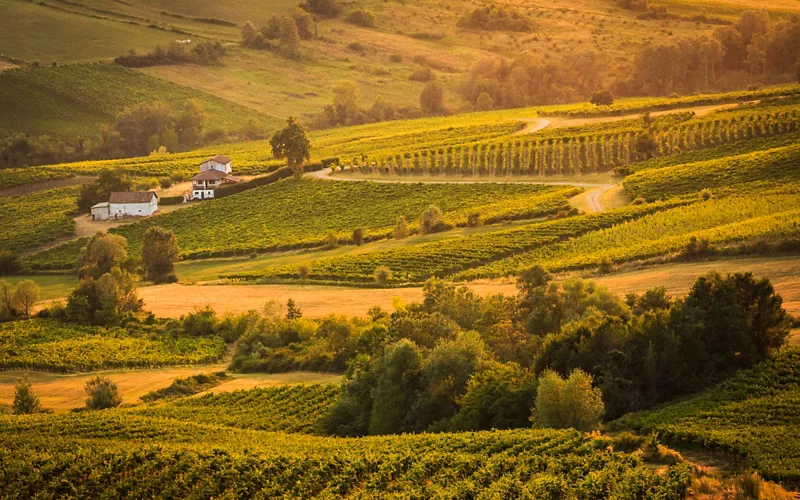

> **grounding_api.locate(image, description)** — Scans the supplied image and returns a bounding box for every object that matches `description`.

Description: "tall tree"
[270,117,311,177]
[175,100,208,148]
[420,81,446,115]
[12,280,39,317]
[279,15,302,59]
[142,226,180,283]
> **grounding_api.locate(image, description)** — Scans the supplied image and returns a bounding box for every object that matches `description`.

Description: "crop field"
[0,185,79,253]
[131,384,339,434]
[0,63,278,139]
[0,319,226,373]
[456,195,800,280]
[623,144,800,200]
[224,200,688,283]
[614,348,800,483]
[25,180,578,268]
[0,411,694,498]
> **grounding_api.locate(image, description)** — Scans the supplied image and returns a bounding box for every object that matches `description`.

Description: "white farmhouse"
[199,155,233,174]
[91,202,110,221]
[191,155,241,200]
[107,191,159,219]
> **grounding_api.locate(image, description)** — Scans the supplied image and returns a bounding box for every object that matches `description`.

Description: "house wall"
[199,160,232,174]
[91,207,109,221]
[109,199,158,217]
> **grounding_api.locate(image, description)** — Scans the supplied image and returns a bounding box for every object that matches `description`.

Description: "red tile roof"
[191,170,242,183]
[202,155,231,165]
[108,191,157,204]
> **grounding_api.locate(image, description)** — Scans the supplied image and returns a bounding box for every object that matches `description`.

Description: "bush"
[85,376,122,410]
[533,369,604,431]
[389,54,402,63]
[0,251,19,275]
[345,9,376,28]
[698,188,713,200]
[590,90,614,106]
[393,216,410,239]
[374,266,392,284]
[182,305,218,336]
[467,213,481,227]
[419,204,445,234]
[301,0,341,18]
[160,195,185,205]
[13,374,42,415]
[409,66,434,82]
[325,231,338,249]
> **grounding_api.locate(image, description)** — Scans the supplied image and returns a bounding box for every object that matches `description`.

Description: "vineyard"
[132,384,339,434]
[0,413,694,498]
[0,319,226,372]
[0,185,80,253]
[614,348,800,483]
[223,200,689,283]
[623,144,800,201]
[0,63,277,139]
[454,195,800,280]
[24,179,578,267]
[336,102,800,178]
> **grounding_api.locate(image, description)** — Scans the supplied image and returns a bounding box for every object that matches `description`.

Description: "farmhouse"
[106,191,159,219]
[192,155,242,200]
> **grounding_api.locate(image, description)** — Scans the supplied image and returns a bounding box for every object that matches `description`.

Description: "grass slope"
[613,348,800,483]
[0,63,279,138]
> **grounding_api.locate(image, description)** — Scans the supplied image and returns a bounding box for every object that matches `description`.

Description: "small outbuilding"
[108,191,159,219]
[91,202,110,221]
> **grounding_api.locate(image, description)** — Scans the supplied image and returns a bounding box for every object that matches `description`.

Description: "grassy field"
[0,63,279,139]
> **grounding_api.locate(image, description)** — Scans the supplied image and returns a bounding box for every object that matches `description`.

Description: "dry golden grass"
[137,282,519,319]
[0,367,341,413]
[589,255,800,318]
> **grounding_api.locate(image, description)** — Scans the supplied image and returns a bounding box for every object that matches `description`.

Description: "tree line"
[114,41,227,68]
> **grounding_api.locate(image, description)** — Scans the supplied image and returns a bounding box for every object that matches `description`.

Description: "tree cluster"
[310,81,423,129]
[99,99,209,158]
[457,6,535,33]
[114,41,226,68]
[241,9,313,59]
[621,10,800,96]
[0,280,40,320]
[0,132,91,169]
[300,0,341,18]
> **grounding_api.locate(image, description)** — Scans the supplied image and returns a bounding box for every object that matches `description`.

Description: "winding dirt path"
[309,168,615,212]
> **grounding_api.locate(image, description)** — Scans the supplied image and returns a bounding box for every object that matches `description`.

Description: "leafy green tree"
[369,339,424,435]
[270,117,311,177]
[12,280,39,317]
[301,0,341,18]
[13,374,42,415]
[590,90,614,106]
[175,100,208,148]
[279,15,302,59]
[419,204,445,234]
[420,81,446,115]
[292,8,315,39]
[142,226,180,283]
[78,169,133,213]
[94,267,142,325]
[113,101,175,156]
[0,250,19,275]
[449,362,537,431]
[475,92,495,111]
[534,369,604,431]
[76,233,129,279]
[85,376,122,410]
